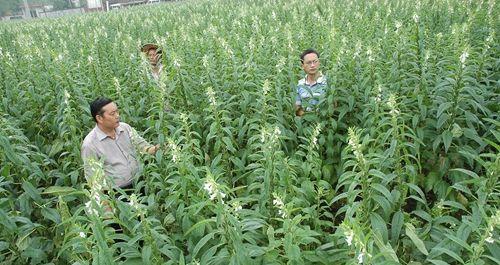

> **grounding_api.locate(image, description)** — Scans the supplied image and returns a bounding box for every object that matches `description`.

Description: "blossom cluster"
[260,125,281,149]
[203,173,226,203]
[341,222,371,264]
[84,158,108,217]
[272,193,287,218]
[206,87,217,107]
[387,94,400,116]
[347,127,365,165]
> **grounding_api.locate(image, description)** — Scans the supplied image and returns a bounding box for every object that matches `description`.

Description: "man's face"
[96,102,120,130]
[147,48,158,65]
[301,52,320,76]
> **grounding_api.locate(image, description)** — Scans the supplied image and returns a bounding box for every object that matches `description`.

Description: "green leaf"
[371,212,388,243]
[222,136,236,153]
[441,200,467,212]
[405,223,428,256]
[142,245,152,263]
[430,247,465,263]
[42,186,77,195]
[391,211,404,245]
[436,113,449,129]
[371,183,393,202]
[284,233,300,261]
[192,232,215,258]
[449,168,479,179]
[22,181,42,203]
[437,102,452,119]
[184,218,215,236]
[373,231,399,262]
[443,233,472,252]
[442,130,452,153]
[428,260,450,265]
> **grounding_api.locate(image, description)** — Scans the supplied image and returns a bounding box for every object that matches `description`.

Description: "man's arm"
[129,126,158,154]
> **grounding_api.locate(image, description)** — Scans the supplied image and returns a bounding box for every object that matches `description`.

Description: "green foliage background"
[0,0,499,264]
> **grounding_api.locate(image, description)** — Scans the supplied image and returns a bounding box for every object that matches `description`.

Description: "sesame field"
[0,0,499,264]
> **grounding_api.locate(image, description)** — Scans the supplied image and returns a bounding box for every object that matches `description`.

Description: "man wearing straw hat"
[141,43,172,111]
[141,43,163,80]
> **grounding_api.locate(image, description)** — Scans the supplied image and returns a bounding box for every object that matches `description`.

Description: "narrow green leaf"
[405,223,428,256]
[192,232,215,258]
[391,211,404,245]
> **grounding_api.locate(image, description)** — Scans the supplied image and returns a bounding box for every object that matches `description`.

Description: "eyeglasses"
[304,59,319,66]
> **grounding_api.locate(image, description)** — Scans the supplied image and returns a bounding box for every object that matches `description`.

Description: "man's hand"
[146,145,160,155]
[296,106,305,117]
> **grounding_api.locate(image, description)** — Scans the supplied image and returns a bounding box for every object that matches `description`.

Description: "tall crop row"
[0,0,498,264]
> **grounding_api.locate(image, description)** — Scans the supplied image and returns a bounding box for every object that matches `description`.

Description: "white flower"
[486,33,493,43]
[273,194,287,218]
[353,41,362,58]
[485,235,494,244]
[311,123,321,147]
[460,50,469,66]
[387,94,399,116]
[357,251,364,264]
[202,54,209,68]
[167,139,181,163]
[275,57,286,73]
[274,126,281,137]
[348,127,365,165]
[260,127,267,143]
[206,87,217,107]
[79,232,86,238]
[84,201,98,216]
[88,56,93,63]
[173,59,181,68]
[395,21,402,31]
[113,77,121,94]
[375,84,383,102]
[128,193,139,210]
[272,198,284,207]
[366,48,374,62]
[232,201,242,213]
[413,13,419,23]
[63,89,71,106]
[180,112,188,124]
[263,79,270,95]
[344,229,354,246]
[203,175,226,203]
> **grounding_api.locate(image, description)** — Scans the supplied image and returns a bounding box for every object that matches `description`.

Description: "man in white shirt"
[81,97,158,188]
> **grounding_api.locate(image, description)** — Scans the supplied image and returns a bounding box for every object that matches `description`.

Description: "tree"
[0,0,21,17]
[52,0,71,10]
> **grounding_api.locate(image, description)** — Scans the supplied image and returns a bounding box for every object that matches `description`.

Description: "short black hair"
[90,97,113,122]
[300,49,320,63]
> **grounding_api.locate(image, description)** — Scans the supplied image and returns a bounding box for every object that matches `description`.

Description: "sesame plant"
[0,0,498,264]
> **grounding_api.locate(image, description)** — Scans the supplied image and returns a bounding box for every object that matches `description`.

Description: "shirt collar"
[303,72,325,86]
[95,124,125,141]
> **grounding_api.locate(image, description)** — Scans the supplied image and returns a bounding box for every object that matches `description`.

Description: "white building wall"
[87,0,102,9]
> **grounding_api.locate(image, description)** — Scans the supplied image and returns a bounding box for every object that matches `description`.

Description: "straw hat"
[141,43,159,53]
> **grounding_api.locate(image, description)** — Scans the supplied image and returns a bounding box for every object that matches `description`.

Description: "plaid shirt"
[295,74,328,111]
